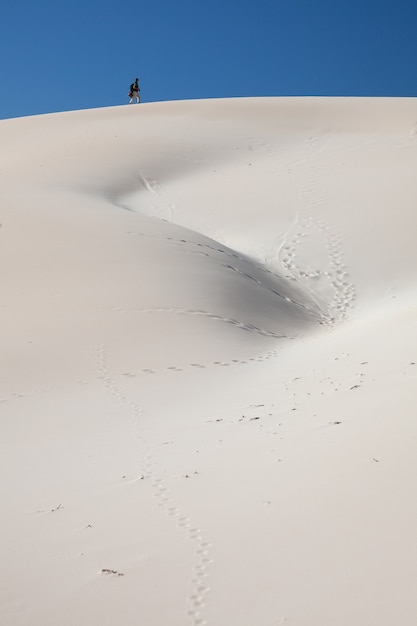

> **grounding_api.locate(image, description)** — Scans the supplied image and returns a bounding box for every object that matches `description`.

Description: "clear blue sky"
[1,0,416,120]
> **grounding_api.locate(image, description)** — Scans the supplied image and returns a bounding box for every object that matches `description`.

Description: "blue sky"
[1,0,416,120]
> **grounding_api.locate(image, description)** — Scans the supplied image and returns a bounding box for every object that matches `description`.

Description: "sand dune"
[1,97,417,625]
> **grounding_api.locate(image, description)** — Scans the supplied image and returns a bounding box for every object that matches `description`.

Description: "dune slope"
[1,97,417,626]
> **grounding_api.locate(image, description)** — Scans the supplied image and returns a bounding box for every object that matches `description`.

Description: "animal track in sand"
[129,229,325,321]
[125,306,294,341]
[276,136,356,323]
[97,341,213,626]
[128,230,245,263]
[223,263,320,315]
[242,132,356,324]
[116,346,281,379]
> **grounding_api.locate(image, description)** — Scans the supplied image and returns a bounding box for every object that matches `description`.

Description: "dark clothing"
[129,78,140,103]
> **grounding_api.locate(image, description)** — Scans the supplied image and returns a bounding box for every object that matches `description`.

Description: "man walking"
[129,77,140,104]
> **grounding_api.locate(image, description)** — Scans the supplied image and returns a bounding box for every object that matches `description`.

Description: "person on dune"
[128,77,140,104]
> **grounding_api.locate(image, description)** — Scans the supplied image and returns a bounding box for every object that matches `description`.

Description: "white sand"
[1,97,416,626]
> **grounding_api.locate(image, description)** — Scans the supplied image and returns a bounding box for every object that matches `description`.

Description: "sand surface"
[1,97,417,625]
